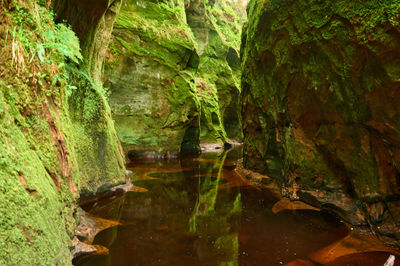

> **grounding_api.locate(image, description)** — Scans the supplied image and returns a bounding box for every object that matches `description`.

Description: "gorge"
[0,0,399,265]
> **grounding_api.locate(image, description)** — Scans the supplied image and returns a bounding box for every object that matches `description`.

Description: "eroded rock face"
[104,0,246,156]
[241,0,400,246]
[186,0,245,142]
[104,0,201,156]
[54,0,122,79]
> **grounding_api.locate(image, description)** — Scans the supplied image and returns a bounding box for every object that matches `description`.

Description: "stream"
[76,147,397,266]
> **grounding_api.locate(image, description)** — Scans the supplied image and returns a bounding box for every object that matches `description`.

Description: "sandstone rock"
[71,236,97,261]
[104,0,201,156]
[241,0,400,246]
[104,0,246,156]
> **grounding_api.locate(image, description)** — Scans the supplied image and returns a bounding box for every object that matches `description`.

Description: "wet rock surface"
[71,237,98,262]
[241,0,400,246]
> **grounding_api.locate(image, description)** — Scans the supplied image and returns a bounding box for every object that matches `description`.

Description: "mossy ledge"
[0,0,125,264]
[241,0,400,246]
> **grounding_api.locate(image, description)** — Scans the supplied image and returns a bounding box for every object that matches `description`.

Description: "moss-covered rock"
[187,0,245,142]
[241,0,400,246]
[104,0,201,156]
[52,0,127,193]
[104,0,245,156]
[0,0,125,264]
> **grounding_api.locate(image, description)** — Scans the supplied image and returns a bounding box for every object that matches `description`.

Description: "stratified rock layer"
[241,0,400,246]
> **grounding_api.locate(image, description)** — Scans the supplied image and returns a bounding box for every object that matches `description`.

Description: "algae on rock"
[241,0,400,246]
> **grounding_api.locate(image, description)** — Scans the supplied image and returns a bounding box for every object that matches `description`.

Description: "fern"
[10,3,82,65]
[43,24,82,64]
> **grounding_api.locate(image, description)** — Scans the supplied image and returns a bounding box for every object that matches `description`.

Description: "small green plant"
[43,24,83,64]
[0,156,6,165]
[6,2,83,99]
[66,85,77,98]
[0,100,4,116]
[9,3,82,66]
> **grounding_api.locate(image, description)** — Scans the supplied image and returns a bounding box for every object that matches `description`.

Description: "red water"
[76,148,397,266]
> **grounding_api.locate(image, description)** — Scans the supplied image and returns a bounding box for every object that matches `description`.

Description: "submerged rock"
[241,0,400,246]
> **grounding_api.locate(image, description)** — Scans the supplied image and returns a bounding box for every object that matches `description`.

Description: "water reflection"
[78,147,350,266]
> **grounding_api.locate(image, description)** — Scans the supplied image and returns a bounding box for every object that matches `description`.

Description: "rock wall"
[53,0,126,194]
[241,0,400,246]
[104,0,245,157]
[0,0,125,264]
[186,0,245,142]
[104,0,201,157]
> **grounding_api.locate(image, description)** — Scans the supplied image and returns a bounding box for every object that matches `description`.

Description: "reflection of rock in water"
[77,148,396,266]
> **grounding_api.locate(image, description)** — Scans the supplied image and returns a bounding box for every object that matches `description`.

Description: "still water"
[76,147,396,266]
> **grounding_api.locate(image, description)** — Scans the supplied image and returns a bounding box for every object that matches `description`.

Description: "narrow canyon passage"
[1,0,400,264]
[75,147,396,266]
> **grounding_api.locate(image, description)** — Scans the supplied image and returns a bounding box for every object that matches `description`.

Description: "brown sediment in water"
[283,231,400,265]
[235,165,322,225]
[130,185,149,193]
[75,209,123,245]
[284,258,317,266]
[235,157,400,265]
[272,198,320,214]
[309,231,400,264]
[91,245,109,256]
[218,169,252,189]
[72,209,122,264]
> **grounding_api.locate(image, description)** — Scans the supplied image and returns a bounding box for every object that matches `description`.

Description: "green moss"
[0,3,76,260]
[66,68,126,193]
[207,0,245,49]
[104,0,202,154]
[0,0,126,264]
[104,0,246,153]
[0,80,73,265]
[187,0,245,141]
[114,0,196,51]
[241,0,400,232]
